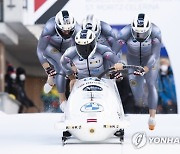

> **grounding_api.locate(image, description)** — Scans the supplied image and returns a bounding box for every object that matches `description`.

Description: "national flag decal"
[87,119,97,123]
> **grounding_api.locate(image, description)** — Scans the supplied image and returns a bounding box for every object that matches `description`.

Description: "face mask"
[160,65,168,73]
[10,73,16,79]
[19,74,26,81]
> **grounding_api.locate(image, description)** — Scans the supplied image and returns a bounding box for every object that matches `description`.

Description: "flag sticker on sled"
[87,119,97,123]
[80,102,104,112]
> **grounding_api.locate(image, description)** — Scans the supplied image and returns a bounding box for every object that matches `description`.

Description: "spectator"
[16,67,40,113]
[5,64,18,99]
[158,58,177,114]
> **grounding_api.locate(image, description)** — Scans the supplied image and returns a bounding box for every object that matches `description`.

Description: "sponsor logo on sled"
[80,102,104,112]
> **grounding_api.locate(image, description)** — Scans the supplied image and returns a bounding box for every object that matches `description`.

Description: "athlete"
[82,15,121,68]
[60,29,124,92]
[116,13,162,130]
[37,10,81,111]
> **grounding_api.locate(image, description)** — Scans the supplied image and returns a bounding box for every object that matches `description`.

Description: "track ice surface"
[0,113,180,154]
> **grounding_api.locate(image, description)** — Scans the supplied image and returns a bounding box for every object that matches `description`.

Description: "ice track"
[0,113,180,154]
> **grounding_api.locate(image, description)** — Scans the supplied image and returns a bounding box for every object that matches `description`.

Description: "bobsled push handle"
[98,65,144,79]
[122,65,144,71]
[98,67,115,79]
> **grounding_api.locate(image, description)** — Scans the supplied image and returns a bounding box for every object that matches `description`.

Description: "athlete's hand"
[47,75,55,86]
[45,67,56,76]
[71,65,77,73]
[68,74,76,80]
[134,69,145,76]
[70,79,76,92]
[144,66,149,73]
[43,75,54,94]
[114,63,123,71]
[110,71,123,80]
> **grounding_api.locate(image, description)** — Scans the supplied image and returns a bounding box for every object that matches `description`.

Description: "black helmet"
[75,29,96,59]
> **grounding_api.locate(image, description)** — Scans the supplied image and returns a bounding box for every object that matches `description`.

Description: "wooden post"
[0,42,5,92]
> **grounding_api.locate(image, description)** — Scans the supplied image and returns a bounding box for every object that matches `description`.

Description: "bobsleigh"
[55,65,144,145]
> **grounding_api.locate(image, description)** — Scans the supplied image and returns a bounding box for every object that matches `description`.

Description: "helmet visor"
[76,39,96,59]
[132,28,151,42]
[55,25,74,39]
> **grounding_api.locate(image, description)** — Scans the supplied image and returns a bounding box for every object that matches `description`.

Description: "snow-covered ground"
[0,113,180,154]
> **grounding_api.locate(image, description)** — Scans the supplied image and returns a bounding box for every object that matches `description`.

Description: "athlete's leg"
[128,70,145,107]
[144,62,159,130]
[127,55,146,107]
[55,73,67,102]
[144,66,159,112]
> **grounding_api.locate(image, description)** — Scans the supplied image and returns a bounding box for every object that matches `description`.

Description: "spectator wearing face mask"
[16,67,40,113]
[5,64,18,98]
[158,58,177,114]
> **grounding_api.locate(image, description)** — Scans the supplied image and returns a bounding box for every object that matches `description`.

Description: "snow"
[0,113,180,154]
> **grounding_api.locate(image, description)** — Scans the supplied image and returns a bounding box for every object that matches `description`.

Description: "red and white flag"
[87,119,97,123]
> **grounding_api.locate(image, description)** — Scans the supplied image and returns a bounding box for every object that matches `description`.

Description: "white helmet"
[131,13,152,42]
[55,10,76,39]
[82,14,101,38]
[75,29,97,59]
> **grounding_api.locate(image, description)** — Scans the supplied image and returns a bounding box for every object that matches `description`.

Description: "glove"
[110,71,123,80]
[43,83,53,94]
[134,69,145,76]
[45,67,56,76]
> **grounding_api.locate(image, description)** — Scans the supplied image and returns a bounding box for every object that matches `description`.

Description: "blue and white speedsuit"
[60,44,120,79]
[117,23,162,110]
[37,17,81,93]
[82,15,120,69]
